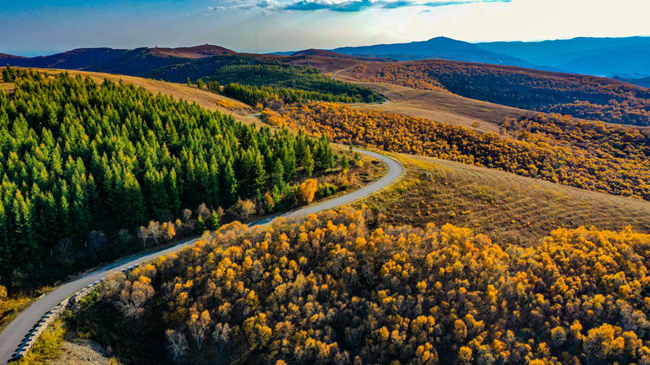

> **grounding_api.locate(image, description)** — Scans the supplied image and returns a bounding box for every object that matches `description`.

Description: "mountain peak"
[426,36,458,42]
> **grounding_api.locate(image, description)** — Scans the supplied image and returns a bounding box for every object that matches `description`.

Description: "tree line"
[0,68,337,287]
[146,55,383,104]
[222,83,369,105]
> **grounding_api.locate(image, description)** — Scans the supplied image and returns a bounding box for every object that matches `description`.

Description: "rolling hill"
[341,59,650,126]
[0,45,382,77]
[19,68,255,124]
[349,81,535,133]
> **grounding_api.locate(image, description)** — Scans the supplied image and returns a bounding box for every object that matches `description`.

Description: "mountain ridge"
[330,36,549,70]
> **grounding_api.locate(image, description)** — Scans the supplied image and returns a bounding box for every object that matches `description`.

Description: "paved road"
[0,148,402,364]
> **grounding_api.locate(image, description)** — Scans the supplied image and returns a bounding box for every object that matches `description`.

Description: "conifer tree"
[340,154,349,170]
[253,152,267,194]
[223,161,238,206]
[302,146,314,177]
[272,159,285,190]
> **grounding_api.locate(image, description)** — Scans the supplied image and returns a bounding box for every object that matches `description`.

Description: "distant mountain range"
[477,37,650,77]
[324,36,650,81]
[330,37,553,70]
[0,44,383,77]
[3,36,650,86]
[614,75,650,88]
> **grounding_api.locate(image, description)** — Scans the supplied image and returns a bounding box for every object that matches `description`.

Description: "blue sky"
[2,0,650,56]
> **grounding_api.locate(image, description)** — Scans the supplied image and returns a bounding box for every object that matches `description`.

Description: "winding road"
[0,148,402,364]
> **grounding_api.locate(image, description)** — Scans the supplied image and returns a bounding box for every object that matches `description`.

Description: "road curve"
[0,148,402,364]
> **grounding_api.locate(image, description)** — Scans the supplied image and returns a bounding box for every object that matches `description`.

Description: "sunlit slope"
[351,81,535,133]
[361,153,650,244]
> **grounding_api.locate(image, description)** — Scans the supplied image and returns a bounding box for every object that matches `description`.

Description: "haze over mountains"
[477,36,650,78]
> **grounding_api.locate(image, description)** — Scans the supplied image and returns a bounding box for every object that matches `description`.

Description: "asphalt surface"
[0,148,402,364]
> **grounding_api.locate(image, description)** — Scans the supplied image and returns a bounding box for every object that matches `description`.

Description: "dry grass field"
[350,81,536,133]
[360,153,650,244]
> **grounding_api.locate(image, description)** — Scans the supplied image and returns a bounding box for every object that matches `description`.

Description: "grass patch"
[0,287,53,333]
[361,154,650,244]
[14,318,66,365]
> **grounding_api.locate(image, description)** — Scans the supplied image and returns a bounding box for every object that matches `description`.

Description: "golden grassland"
[359,153,650,244]
[350,81,534,133]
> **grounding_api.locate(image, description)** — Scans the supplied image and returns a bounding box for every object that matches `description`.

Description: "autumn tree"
[188,308,211,350]
[298,179,318,204]
[166,329,188,362]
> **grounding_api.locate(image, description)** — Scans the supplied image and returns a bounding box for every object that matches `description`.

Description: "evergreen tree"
[302,146,314,177]
[223,161,238,206]
[272,159,285,190]
[167,168,181,214]
[281,143,296,181]
[340,154,350,170]
[253,152,267,194]
[210,210,220,230]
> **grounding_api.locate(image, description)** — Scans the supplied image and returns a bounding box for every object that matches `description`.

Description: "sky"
[2,0,650,56]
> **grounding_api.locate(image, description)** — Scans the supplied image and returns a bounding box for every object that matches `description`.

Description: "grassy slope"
[360,153,650,244]
[350,81,535,133]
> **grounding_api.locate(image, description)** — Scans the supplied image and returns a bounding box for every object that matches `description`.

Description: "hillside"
[350,81,535,133]
[66,206,650,364]
[615,75,650,88]
[343,59,650,126]
[0,46,385,99]
[0,68,353,289]
[362,154,650,243]
[147,45,236,59]
[146,55,382,103]
[0,53,27,64]
[13,68,255,125]
[263,101,650,199]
